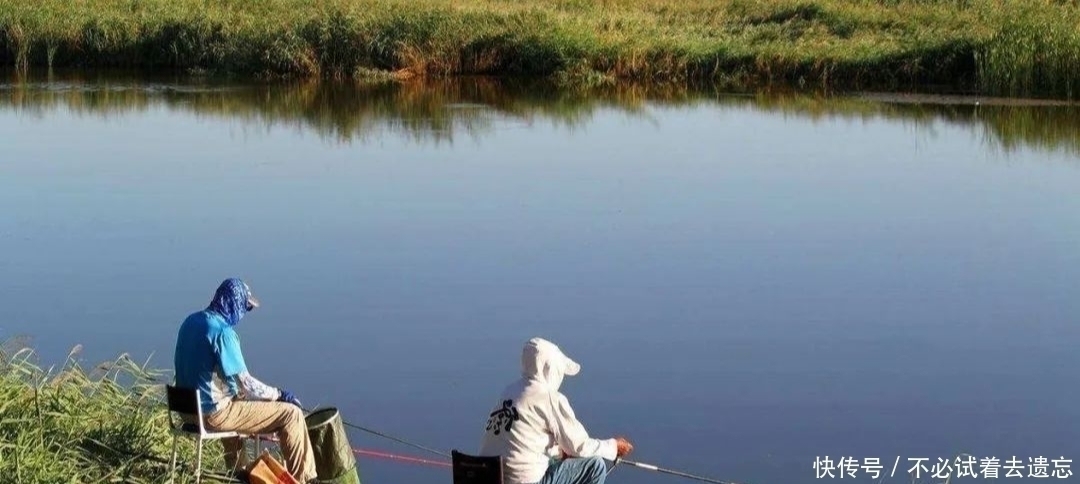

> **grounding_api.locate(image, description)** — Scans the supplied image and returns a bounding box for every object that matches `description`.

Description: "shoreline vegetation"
[1,0,1079,99]
[4,74,1080,154]
[0,340,226,484]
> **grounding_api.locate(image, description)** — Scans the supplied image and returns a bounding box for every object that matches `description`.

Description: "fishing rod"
[339,418,452,458]
[617,458,744,484]
[314,410,742,484]
[256,434,451,468]
[301,406,452,458]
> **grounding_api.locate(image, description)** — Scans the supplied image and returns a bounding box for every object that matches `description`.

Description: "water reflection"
[3,71,1080,155]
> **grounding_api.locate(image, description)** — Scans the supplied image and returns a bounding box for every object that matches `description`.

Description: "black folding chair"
[452,450,504,484]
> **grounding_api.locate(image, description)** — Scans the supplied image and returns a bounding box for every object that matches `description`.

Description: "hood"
[207,278,260,326]
[521,337,581,392]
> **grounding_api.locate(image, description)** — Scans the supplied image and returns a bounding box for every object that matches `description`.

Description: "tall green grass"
[1,0,1079,97]
[977,1,1080,99]
[0,340,228,484]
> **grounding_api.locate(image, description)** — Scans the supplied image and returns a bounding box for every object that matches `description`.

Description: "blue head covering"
[207,278,260,326]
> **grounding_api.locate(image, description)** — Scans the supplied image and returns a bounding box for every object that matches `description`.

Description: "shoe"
[231,469,251,483]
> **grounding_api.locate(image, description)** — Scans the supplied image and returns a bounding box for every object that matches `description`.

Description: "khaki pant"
[205,400,318,482]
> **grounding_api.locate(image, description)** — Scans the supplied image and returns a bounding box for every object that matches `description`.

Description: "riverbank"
[0,341,223,484]
[1,0,1078,98]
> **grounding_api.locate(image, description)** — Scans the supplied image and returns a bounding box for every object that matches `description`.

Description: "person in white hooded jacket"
[479,338,633,484]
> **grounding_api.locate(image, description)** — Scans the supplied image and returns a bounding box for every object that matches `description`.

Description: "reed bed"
[1,0,1079,97]
[0,340,226,484]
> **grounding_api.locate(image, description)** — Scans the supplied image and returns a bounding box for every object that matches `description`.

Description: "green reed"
[1,0,1079,96]
[0,340,227,484]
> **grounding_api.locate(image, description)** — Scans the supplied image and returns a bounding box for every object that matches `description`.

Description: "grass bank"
[0,0,1079,98]
[0,341,227,484]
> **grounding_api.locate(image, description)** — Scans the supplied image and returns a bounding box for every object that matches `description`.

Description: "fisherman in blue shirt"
[174,278,317,483]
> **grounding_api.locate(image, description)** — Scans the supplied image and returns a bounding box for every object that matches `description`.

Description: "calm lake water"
[2,74,1078,484]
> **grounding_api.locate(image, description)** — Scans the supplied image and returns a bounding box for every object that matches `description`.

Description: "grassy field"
[1,0,1079,98]
[0,340,228,484]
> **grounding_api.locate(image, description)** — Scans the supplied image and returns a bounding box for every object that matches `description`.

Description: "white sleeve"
[549,394,618,461]
[237,371,282,401]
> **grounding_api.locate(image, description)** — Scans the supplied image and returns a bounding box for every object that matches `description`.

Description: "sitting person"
[173,278,317,483]
[479,337,633,484]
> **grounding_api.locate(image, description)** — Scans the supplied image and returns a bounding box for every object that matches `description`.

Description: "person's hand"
[277,388,302,409]
[615,437,634,457]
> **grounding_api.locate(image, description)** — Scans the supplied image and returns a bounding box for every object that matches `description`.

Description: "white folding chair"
[165,385,263,484]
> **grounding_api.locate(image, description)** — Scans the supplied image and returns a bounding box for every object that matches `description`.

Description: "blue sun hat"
[207,278,260,326]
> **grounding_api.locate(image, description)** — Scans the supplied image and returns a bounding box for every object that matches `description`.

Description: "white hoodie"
[479,338,618,484]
